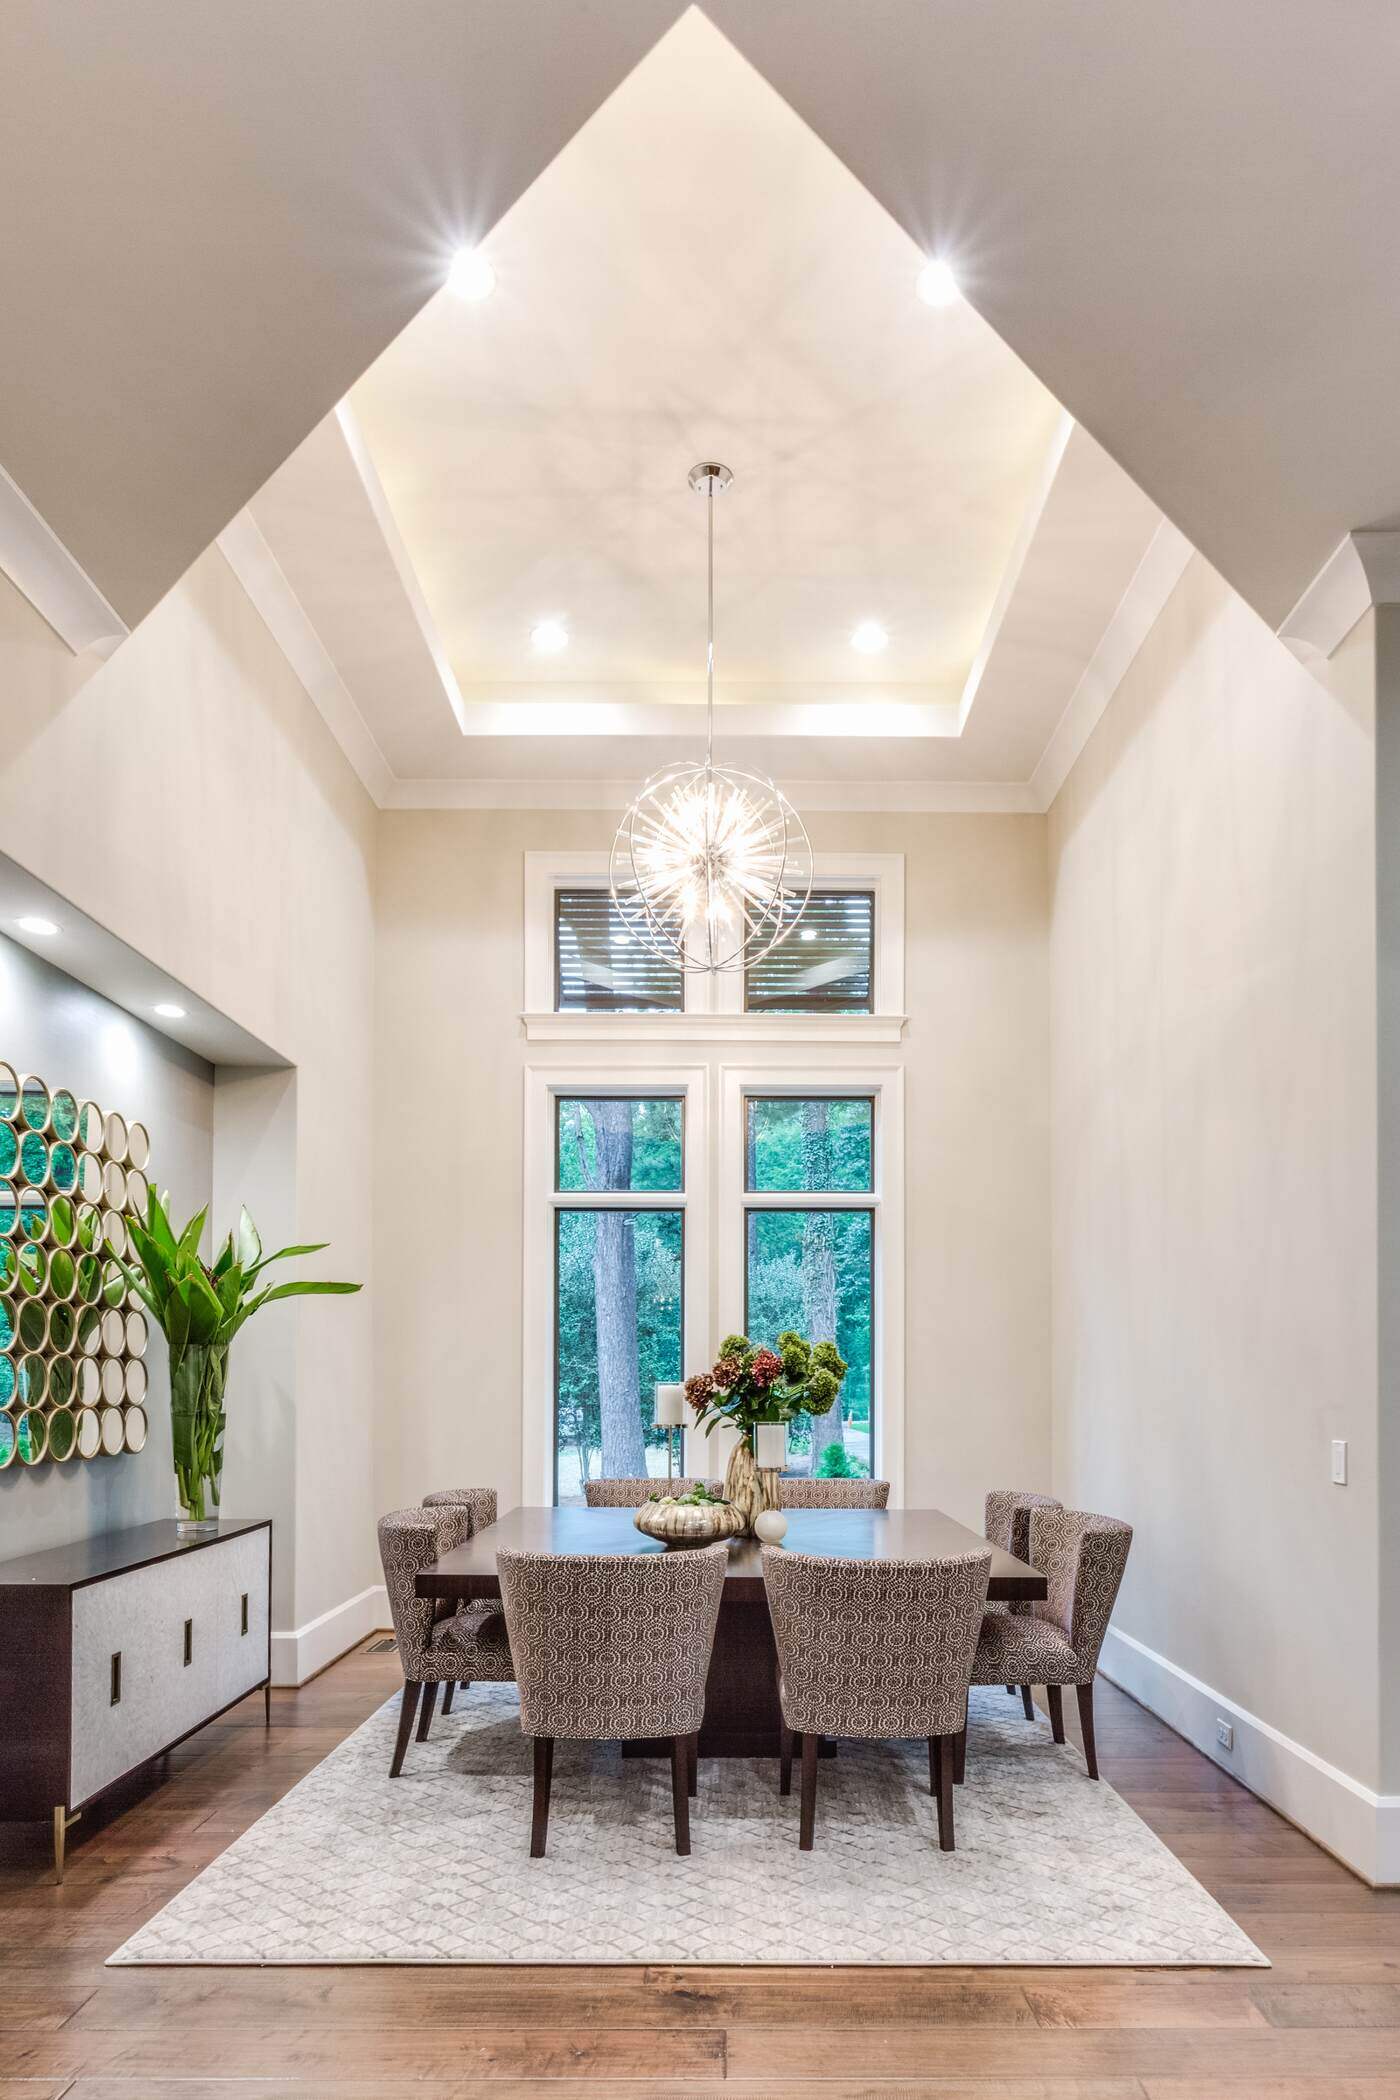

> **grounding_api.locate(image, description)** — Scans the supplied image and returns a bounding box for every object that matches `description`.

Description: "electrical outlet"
[1215,1718,1234,1753]
[1331,1439,1348,1485]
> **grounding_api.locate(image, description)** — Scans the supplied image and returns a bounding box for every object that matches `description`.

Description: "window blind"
[555,890,684,1013]
[744,890,874,1014]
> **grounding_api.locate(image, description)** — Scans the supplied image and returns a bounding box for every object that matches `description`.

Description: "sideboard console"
[0,1518,271,1880]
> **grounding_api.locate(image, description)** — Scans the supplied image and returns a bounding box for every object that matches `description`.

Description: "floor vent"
[365,1636,397,1654]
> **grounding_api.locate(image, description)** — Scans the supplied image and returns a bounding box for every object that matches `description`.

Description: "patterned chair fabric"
[777,1478,891,1509]
[762,1547,990,1739]
[376,1507,514,1686]
[582,1476,719,1507]
[983,1488,1062,1614]
[497,1545,727,1741]
[971,1508,1132,1687]
[422,1487,498,1537]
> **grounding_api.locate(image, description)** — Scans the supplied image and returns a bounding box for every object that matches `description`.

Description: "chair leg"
[416,1679,440,1742]
[441,1682,455,1715]
[799,1731,820,1850]
[1046,1683,1066,1744]
[931,1734,954,1850]
[1006,1684,1016,1696]
[390,1681,421,1777]
[530,1736,554,1857]
[687,1731,698,1799]
[671,1736,692,1856]
[780,1726,794,1797]
[953,1721,967,1785]
[1076,1680,1099,1779]
[1020,1685,1035,1722]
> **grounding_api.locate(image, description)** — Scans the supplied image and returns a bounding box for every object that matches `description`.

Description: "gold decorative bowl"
[633,1496,745,1548]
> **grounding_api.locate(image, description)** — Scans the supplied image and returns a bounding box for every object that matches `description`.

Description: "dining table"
[417,1503,1048,1759]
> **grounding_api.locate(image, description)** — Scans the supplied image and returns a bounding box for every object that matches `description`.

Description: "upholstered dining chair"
[762,1547,990,1852]
[496,1543,727,1858]
[583,1476,718,1507]
[983,1488,1063,1716]
[777,1478,891,1508]
[376,1506,515,1776]
[421,1488,499,1710]
[968,1507,1132,1779]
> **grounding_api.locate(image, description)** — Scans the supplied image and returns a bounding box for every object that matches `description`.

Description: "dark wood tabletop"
[417,1504,1047,1604]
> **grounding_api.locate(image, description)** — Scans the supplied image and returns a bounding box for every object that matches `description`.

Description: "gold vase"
[723,1434,781,1536]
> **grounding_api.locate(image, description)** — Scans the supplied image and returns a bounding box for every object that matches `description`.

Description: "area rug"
[109,1685,1266,1967]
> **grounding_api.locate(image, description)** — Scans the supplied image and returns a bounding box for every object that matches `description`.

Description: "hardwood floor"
[2,1643,1397,2099]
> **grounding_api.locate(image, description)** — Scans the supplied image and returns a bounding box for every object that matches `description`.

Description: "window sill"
[521,1011,908,1044]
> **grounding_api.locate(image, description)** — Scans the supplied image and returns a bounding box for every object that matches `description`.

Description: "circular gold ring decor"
[50,1090,80,1145]
[633,1492,745,1549]
[18,1076,50,1136]
[17,1299,47,1352]
[0,1350,15,1410]
[49,1193,77,1248]
[0,1291,14,1352]
[102,1158,127,1209]
[0,1065,18,1124]
[76,1357,100,1406]
[75,1405,102,1459]
[123,1404,148,1454]
[100,1356,125,1405]
[125,1308,148,1357]
[48,1303,78,1357]
[102,1109,128,1164]
[47,1406,77,1462]
[16,1242,47,1297]
[77,1101,104,1152]
[124,1356,148,1405]
[18,1130,50,1189]
[0,1412,15,1466]
[100,1306,126,1356]
[126,1121,150,1170]
[98,1405,125,1456]
[0,1125,16,1180]
[77,1152,104,1204]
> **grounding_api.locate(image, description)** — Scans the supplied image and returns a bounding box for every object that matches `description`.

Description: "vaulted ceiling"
[3,0,1396,650]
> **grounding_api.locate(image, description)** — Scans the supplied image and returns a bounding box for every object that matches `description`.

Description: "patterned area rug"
[110,1685,1266,1966]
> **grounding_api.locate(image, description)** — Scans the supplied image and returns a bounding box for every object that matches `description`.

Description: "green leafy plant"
[816,1441,869,1479]
[119,1191,360,1525]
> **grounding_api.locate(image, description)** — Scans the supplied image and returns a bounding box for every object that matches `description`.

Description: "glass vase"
[171,1342,228,1535]
[723,1431,781,1537]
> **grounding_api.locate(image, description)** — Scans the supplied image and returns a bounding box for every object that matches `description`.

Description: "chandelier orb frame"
[610,464,813,974]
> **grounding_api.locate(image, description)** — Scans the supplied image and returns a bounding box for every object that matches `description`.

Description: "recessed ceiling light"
[531,619,569,654]
[850,621,889,655]
[153,1003,186,1020]
[447,248,496,301]
[916,257,961,307]
[16,915,59,938]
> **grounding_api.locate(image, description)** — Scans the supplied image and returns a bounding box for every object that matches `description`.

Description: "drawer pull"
[183,1617,193,1667]
[110,1652,121,1706]
[240,1592,249,1636]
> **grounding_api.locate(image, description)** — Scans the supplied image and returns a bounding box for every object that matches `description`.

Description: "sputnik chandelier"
[610,463,812,973]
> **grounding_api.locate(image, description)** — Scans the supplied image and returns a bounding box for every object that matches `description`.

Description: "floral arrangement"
[684,1329,848,1442]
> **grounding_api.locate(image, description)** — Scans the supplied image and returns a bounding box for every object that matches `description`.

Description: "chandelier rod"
[705,469,715,770]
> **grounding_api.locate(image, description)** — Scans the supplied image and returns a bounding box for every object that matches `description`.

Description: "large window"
[551,1095,685,1504]
[745,891,874,1015]
[741,1093,875,1479]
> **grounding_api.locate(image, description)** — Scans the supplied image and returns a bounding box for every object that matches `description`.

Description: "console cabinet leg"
[52,1806,78,1885]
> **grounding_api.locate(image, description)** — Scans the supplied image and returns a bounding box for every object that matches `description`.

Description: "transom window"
[555,889,682,1014]
[744,890,874,1015]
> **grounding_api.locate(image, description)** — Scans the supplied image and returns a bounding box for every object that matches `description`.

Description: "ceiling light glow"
[447,248,496,302]
[16,915,59,938]
[530,619,569,654]
[851,621,889,654]
[916,257,961,307]
[153,1003,186,1020]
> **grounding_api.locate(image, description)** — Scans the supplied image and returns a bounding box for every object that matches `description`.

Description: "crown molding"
[383,775,1038,813]
[0,461,128,658]
[217,511,395,807]
[1278,530,1400,667]
[1030,521,1194,812]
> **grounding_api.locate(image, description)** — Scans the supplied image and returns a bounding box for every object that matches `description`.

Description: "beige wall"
[0,556,377,1639]
[1049,555,1380,1788]
[373,809,1050,1532]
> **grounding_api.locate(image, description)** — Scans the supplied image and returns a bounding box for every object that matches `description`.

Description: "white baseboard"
[270,1583,389,1688]
[1100,1624,1400,1887]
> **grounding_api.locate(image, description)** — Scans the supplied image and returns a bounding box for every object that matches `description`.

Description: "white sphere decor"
[753,1508,788,1545]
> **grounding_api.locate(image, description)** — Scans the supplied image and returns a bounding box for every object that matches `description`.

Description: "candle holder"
[654,1383,686,1484]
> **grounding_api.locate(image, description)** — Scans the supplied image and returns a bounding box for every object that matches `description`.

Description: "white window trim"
[522,849,906,1042]
[522,1063,710,1506]
[711,1062,905,1502]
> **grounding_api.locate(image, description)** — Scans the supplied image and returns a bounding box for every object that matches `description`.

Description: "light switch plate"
[1331,1438,1348,1485]
[1215,1718,1234,1752]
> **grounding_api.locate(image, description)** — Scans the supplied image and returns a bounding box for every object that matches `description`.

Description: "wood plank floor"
[2,1643,1397,2099]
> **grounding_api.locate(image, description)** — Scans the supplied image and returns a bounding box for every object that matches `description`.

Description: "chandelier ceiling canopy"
[610,464,812,974]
